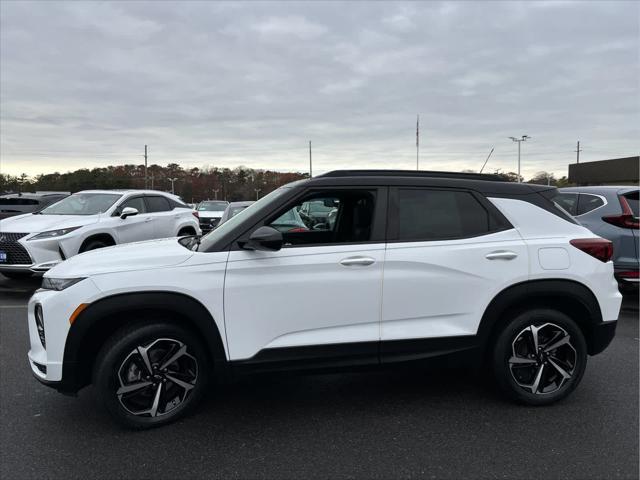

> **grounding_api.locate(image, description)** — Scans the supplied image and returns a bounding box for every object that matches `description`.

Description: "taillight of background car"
[602,193,639,229]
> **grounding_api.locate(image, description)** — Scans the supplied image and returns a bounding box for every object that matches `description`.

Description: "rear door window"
[554,193,578,216]
[145,196,172,213]
[576,194,605,215]
[396,189,497,241]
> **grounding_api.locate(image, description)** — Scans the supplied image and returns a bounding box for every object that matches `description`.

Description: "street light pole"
[508,135,530,183]
[254,188,261,201]
[212,189,219,200]
[168,177,178,195]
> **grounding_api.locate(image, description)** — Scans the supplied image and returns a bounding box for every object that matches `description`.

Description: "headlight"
[41,277,85,291]
[28,226,81,240]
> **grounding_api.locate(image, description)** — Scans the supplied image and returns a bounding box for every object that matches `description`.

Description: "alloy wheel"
[508,322,577,395]
[116,338,198,417]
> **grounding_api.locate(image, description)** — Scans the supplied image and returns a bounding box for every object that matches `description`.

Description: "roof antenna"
[479,147,495,174]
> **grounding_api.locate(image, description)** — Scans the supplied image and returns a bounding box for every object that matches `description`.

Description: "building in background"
[568,156,639,186]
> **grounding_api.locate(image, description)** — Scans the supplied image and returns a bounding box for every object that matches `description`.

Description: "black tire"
[492,309,587,406]
[93,322,210,429]
[80,239,109,252]
[1,271,33,280]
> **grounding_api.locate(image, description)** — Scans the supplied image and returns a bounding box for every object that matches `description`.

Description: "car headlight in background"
[28,226,81,240]
[41,277,85,291]
[34,304,46,348]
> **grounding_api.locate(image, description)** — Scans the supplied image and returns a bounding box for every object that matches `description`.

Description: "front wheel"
[492,309,587,406]
[93,322,210,429]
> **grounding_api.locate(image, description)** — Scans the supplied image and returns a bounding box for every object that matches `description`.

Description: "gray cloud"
[1,0,638,178]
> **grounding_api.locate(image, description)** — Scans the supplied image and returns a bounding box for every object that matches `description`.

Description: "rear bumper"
[589,320,617,355]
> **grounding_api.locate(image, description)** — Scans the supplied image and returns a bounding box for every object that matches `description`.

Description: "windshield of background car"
[39,193,121,215]
[197,201,227,212]
[196,188,290,251]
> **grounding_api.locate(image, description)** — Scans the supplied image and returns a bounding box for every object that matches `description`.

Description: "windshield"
[198,201,227,212]
[40,193,121,215]
[197,188,290,251]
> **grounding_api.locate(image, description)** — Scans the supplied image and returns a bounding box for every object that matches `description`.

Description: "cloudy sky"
[1,0,638,179]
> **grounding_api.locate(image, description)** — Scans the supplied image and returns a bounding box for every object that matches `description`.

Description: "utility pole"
[416,115,420,170]
[168,177,178,195]
[212,189,219,200]
[575,140,582,164]
[309,141,313,178]
[144,145,148,189]
[508,135,530,183]
[254,188,261,201]
[151,174,154,190]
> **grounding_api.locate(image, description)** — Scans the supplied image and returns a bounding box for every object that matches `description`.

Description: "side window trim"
[228,186,388,251]
[387,186,512,243]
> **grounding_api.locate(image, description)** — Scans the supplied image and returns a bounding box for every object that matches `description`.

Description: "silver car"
[557,186,638,291]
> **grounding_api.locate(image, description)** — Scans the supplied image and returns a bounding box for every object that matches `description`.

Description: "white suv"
[1,190,200,279]
[26,171,622,428]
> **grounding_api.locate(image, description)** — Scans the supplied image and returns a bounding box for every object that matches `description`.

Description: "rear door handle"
[340,256,375,267]
[485,251,518,260]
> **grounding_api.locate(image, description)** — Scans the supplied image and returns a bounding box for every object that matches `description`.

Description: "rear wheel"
[93,322,209,429]
[492,309,587,405]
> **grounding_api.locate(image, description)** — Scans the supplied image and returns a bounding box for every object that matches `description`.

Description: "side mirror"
[245,226,283,251]
[120,207,139,219]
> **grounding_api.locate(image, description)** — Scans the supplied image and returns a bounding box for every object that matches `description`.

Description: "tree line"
[1,164,571,202]
[0,164,308,202]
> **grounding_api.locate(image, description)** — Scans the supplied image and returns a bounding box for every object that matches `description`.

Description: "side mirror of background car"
[245,226,283,251]
[120,207,139,219]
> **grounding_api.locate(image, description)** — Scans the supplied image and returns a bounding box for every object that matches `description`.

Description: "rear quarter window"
[622,191,639,217]
[397,189,502,241]
[577,194,605,215]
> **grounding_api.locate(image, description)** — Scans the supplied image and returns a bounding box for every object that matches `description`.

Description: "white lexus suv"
[1,189,200,279]
[26,171,622,429]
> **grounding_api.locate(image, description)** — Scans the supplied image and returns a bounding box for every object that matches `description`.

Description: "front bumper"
[0,233,75,273]
[27,278,102,393]
[199,217,221,233]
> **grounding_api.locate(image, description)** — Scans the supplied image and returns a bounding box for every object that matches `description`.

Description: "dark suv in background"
[557,186,639,291]
[0,192,69,220]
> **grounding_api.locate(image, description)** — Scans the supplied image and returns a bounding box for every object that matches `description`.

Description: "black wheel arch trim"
[61,291,227,392]
[476,278,610,356]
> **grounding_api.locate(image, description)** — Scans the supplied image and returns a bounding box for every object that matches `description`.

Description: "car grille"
[0,232,32,264]
[199,218,220,231]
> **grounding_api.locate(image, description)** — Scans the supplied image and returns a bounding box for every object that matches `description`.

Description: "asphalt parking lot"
[0,275,638,480]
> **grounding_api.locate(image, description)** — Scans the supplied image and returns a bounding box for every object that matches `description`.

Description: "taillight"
[569,238,613,263]
[288,227,309,232]
[192,211,199,219]
[602,195,639,229]
[616,270,639,279]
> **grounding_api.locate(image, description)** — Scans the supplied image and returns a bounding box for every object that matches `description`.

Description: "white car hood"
[47,238,194,277]
[0,213,99,233]
[198,211,224,219]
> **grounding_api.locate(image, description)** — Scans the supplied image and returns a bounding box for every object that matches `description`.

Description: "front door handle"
[144,217,154,222]
[340,256,375,267]
[485,250,518,260]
